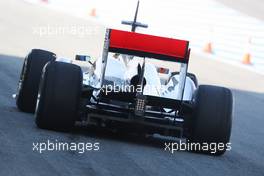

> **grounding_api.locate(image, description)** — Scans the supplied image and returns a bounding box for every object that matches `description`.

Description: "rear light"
[135,95,146,116]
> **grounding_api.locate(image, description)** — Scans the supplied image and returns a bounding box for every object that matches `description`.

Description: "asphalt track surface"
[0,0,264,176]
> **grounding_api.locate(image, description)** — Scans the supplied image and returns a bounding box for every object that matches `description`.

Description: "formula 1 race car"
[15,2,233,156]
[15,28,233,156]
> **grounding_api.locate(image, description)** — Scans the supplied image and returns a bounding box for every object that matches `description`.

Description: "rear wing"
[100,28,191,100]
[108,29,190,63]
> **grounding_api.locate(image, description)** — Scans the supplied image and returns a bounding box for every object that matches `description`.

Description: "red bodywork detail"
[157,67,170,74]
[109,29,189,62]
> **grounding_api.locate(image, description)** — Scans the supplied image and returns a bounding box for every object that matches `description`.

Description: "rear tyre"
[188,85,233,156]
[16,49,56,113]
[35,62,82,131]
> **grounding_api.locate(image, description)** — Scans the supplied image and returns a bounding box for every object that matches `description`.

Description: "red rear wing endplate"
[108,29,190,63]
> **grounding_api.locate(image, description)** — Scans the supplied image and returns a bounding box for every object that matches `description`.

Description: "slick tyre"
[35,61,82,131]
[188,85,233,156]
[16,49,56,113]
